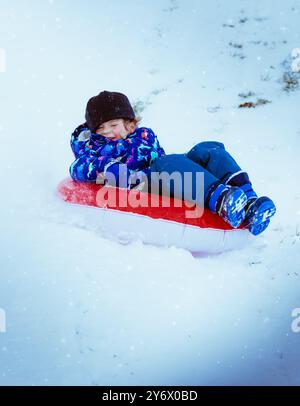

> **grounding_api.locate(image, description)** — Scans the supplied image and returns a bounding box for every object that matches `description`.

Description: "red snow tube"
[57,178,250,254]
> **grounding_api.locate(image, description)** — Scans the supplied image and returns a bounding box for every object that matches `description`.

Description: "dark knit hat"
[85,90,135,132]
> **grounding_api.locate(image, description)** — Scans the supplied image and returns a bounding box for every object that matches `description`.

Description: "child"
[69,90,276,235]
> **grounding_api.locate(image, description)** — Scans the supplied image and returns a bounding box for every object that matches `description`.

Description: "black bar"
[0,386,299,402]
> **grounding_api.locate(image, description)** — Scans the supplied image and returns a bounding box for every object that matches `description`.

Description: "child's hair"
[124,115,142,132]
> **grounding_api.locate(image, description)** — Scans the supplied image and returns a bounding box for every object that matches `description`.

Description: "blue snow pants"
[145,141,242,206]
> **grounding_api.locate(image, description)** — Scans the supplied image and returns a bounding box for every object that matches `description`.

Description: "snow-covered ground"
[0,0,300,385]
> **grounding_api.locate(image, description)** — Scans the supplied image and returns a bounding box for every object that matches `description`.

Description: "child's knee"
[187,141,225,163]
[193,141,225,151]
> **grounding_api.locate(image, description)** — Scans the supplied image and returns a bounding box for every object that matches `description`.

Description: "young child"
[69,90,276,235]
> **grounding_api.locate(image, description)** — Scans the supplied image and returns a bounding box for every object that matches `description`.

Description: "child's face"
[95,118,130,141]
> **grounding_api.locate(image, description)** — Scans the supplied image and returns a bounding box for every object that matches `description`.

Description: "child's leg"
[186,141,241,181]
[186,141,257,202]
[224,172,257,204]
[147,153,218,206]
[145,154,247,227]
[186,141,277,234]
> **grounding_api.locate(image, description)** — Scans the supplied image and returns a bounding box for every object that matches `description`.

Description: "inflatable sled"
[57,178,250,254]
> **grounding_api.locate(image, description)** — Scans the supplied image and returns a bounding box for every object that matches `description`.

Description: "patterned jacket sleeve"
[69,124,129,182]
[69,125,165,183]
[124,127,165,171]
[70,123,91,159]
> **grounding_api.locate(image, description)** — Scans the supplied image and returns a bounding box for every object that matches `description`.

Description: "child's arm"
[123,127,166,171]
[69,124,129,182]
[69,125,165,184]
[70,123,91,159]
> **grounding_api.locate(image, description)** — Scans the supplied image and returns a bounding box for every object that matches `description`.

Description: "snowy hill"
[0,0,300,385]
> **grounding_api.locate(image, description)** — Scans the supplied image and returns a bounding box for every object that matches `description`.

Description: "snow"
[0,0,300,385]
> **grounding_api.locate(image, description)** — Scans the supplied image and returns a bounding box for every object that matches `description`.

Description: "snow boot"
[216,186,248,228]
[225,171,258,201]
[206,182,248,228]
[244,196,276,235]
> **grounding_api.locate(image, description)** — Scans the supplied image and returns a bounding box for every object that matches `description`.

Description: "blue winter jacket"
[69,123,166,186]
